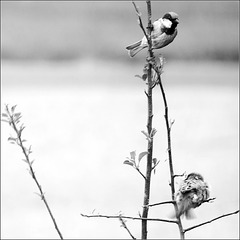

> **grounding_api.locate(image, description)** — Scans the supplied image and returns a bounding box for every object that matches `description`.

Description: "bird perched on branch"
[126,12,179,57]
[175,172,210,219]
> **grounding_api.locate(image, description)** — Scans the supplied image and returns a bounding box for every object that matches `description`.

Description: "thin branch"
[147,200,175,207]
[147,198,216,208]
[202,197,216,203]
[136,167,147,180]
[156,59,185,240]
[173,173,185,179]
[2,105,64,240]
[132,1,148,40]
[119,216,136,239]
[184,210,239,233]
[151,159,160,172]
[80,213,178,224]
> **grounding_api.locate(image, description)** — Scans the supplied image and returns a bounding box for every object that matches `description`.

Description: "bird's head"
[163,12,179,25]
[185,172,204,181]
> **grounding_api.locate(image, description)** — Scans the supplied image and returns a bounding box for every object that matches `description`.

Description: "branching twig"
[119,216,136,239]
[80,213,178,224]
[2,105,64,240]
[184,210,240,233]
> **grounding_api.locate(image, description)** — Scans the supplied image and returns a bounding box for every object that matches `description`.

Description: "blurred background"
[1,1,239,239]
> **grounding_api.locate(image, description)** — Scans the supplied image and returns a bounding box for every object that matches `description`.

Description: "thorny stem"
[141,1,154,239]
[3,105,64,240]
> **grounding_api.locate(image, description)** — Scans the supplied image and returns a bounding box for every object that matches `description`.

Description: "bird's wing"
[180,179,198,193]
[180,180,210,199]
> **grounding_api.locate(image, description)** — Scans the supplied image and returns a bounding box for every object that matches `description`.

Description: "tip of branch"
[132,1,141,17]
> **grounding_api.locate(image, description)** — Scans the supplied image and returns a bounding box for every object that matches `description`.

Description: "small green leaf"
[130,151,136,160]
[2,113,8,118]
[11,105,17,113]
[135,74,143,79]
[1,119,9,123]
[138,151,148,162]
[141,130,149,138]
[143,64,148,73]
[123,160,134,166]
[142,74,147,81]
[14,112,21,118]
[150,128,157,137]
[152,158,157,165]
[8,137,16,142]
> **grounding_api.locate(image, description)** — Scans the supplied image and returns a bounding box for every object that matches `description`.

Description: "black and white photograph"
[1,1,239,239]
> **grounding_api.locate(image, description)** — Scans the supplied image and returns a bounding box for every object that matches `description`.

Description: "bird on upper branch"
[126,11,179,57]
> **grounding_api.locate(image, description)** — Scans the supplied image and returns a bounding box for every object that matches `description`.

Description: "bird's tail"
[176,199,195,219]
[126,40,146,57]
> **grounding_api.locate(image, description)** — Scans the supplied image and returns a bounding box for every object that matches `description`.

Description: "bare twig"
[2,105,64,240]
[119,216,136,239]
[136,167,147,181]
[173,173,185,178]
[132,1,148,40]
[151,159,160,173]
[184,210,239,233]
[202,197,216,203]
[80,213,178,224]
[156,58,185,240]
[147,198,215,208]
[147,200,175,207]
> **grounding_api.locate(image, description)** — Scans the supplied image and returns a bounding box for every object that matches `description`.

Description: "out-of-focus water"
[1,60,239,239]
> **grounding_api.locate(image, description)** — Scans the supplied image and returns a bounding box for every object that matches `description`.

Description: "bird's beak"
[175,18,179,24]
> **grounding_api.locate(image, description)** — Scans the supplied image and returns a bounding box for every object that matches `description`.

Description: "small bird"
[126,12,179,57]
[175,172,210,219]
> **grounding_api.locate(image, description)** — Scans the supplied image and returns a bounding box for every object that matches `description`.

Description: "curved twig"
[184,210,239,233]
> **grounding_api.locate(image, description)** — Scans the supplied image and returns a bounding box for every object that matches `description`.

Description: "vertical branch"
[141,1,154,239]
[157,75,185,239]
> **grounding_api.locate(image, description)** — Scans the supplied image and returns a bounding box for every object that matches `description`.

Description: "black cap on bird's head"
[163,12,179,24]
[185,172,204,181]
